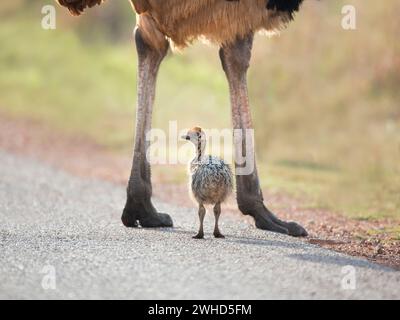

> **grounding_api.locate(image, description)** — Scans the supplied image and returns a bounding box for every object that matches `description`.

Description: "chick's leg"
[213,203,225,238]
[193,204,206,239]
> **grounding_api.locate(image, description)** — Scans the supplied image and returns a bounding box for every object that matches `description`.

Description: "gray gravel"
[0,150,399,300]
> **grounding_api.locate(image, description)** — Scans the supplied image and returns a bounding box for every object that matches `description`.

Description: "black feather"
[266,0,304,19]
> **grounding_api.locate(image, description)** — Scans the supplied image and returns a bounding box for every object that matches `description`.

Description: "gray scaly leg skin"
[121,28,172,228]
[193,204,206,239]
[219,34,307,237]
[213,203,225,238]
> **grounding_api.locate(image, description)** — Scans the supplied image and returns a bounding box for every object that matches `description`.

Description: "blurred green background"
[0,0,399,221]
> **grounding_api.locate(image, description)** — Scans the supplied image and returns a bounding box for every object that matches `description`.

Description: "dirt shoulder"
[1,113,399,270]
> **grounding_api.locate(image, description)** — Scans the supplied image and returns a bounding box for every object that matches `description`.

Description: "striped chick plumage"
[190,155,233,206]
[183,127,233,239]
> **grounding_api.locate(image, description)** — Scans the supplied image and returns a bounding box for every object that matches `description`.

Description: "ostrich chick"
[182,127,233,239]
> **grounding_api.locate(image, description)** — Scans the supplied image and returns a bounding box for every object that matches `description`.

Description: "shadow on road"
[141,226,306,249]
[288,253,395,271]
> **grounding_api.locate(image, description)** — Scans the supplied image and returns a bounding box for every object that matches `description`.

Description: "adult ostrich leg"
[121,17,172,228]
[219,34,307,237]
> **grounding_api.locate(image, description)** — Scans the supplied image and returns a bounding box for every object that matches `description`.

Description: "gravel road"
[0,150,399,299]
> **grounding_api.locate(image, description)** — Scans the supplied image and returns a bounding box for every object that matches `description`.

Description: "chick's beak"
[181,135,190,140]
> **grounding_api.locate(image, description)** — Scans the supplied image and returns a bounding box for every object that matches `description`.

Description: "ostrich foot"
[241,202,308,237]
[121,202,173,228]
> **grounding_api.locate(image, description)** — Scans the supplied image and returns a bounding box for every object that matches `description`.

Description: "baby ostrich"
[57,0,308,237]
[182,127,233,239]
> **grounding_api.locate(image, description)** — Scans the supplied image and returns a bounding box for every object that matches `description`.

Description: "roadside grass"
[366,226,400,242]
[0,1,399,223]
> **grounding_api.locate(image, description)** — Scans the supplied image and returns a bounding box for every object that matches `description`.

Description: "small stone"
[375,246,384,255]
